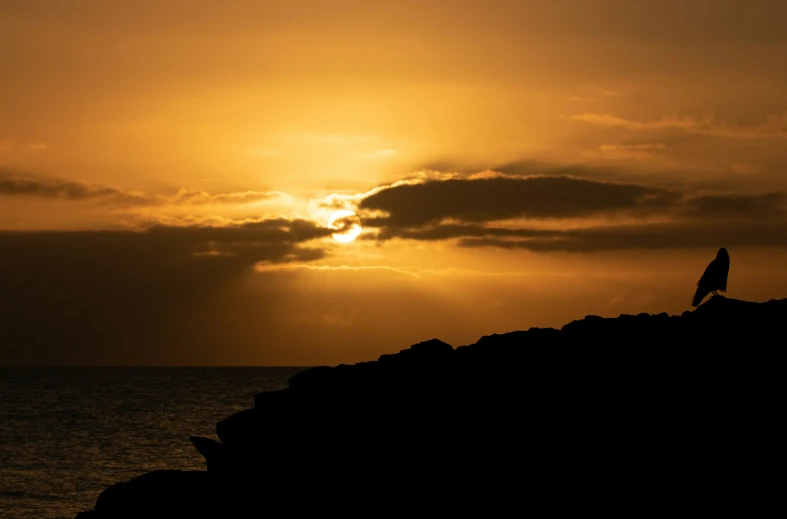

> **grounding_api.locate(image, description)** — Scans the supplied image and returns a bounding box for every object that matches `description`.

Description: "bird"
[691,248,730,307]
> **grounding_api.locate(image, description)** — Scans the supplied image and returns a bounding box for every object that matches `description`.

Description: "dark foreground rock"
[76,297,786,517]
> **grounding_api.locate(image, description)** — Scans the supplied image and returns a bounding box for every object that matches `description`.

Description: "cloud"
[353,171,787,252]
[569,112,705,131]
[0,172,148,203]
[593,142,668,160]
[254,263,419,278]
[730,163,759,175]
[454,221,787,252]
[569,111,787,139]
[0,217,333,364]
[369,223,555,242]
[165,188,289,206]
[1,217,333,268]
[358,175,679,227]
[363,218,787,252]
[599,143,667,152]
[0,171,286,207]
[0,139,48,151]
[682,193,787,218]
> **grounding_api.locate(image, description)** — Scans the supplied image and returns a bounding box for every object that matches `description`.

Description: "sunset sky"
[3,1,787,365]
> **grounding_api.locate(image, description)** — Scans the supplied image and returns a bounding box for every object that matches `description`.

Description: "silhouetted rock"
[93,471,214,518]
[189,436,227,472]
[75,297,786,517]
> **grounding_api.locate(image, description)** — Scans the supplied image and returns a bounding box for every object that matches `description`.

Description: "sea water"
[0,367,306,519]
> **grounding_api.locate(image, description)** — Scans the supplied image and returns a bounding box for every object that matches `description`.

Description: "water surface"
[0,367,306,519]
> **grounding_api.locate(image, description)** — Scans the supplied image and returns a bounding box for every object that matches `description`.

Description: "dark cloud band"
[0,171,282,206]
[357,174,787,251]
[0,218,332,364]
[454,221,787,252]
[359,175,680,226]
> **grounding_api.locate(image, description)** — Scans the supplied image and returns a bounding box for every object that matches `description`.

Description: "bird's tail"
[691,286,707,307]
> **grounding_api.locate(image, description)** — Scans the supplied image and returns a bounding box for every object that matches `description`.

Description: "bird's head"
[717,247,729,259]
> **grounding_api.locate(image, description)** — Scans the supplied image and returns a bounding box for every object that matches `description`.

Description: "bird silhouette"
[691,247,730,307]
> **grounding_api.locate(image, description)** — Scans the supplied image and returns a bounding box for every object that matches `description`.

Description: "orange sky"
[3,1,787,365]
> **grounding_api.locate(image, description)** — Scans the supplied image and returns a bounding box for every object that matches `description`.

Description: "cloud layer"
[359,175,679,226]
[569,111,787,140]
[0,171,284,207]
[355,173,787,252]
[0,217,333,364]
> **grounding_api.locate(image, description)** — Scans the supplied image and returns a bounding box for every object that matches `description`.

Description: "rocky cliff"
[75,296,786,517]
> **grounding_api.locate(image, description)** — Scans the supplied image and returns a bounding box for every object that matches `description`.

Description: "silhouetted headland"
[75,296,784,517]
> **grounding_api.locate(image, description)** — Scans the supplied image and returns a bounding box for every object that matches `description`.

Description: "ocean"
[0,367,307,519]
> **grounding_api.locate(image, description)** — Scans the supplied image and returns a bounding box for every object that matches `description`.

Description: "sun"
[328,210,363,243]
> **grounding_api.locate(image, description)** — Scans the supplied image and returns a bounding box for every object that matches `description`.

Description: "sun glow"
[329,210,363,243]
